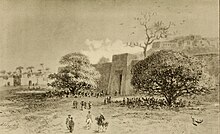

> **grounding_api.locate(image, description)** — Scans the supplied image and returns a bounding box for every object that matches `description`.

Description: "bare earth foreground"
[0,86,219,134]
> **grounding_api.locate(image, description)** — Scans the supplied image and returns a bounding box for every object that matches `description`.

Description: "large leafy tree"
[48,52,100,94]
[131,50,214,106]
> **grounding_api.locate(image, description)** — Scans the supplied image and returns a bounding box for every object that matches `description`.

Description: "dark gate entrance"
[115,70,123,95]
[29,80,32,86]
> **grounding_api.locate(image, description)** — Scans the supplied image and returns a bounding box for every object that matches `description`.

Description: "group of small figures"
[66,111,108,133]
[44,90,108,98]
[44,90,70,98]
[110,96,199,109]
[103,96,112,105]
[72,100,92,110]
[75,90,106,98]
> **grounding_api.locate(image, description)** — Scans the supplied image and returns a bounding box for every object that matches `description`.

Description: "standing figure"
[75,101,78,109]
[88,101,92,109]
[73,101,78,109]
[104,98,107,105]
[115,91,117,96]
[122,98,125,105]
[66,115,71,130]
[81,101,84,110]
[86,111,93,129]
[109,96,112,103]
[73,101,76,109]
[84,101,87,109]
[69,117,75,133]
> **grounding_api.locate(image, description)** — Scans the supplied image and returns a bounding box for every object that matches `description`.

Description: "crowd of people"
[44,89,107,98]
[108,96,198,109]
[75,90,106,98]
[44,90,70,98]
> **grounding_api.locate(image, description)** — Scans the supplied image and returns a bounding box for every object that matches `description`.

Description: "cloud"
[81,39,146,64]
[85,39,104,50]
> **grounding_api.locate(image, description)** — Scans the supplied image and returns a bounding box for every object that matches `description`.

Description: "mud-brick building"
[0,74,50,87]
[94,53,139,96]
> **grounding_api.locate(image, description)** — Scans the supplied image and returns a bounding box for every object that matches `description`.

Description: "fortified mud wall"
[93,63,112,94]
[194,53,219,78]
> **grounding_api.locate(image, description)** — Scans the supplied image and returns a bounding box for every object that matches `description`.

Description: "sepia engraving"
[0,0,219,134]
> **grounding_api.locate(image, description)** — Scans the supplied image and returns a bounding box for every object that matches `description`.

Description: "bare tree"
[127,12,175,57]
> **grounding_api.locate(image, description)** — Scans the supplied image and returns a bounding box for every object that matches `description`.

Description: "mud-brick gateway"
[94,53,139,96]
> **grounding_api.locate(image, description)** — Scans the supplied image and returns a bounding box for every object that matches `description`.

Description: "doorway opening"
[115,70,123,95]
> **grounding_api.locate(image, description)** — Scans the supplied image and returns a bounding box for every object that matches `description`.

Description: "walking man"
[66,115,71,130]
[69,117,75,133]
[86,111,93,129]
[96,113,105,132]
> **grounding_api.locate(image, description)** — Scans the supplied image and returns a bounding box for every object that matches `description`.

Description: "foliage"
[26,66,34,72]
[131,50,214,106]
[97,57,110,64]
[48,52,100,94]
[16,66,24,74]
[59,52,90,66]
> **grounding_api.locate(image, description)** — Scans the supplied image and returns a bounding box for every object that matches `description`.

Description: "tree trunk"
[143,47,147,58]
[165,96,178,107]
[166,98,172,107]
[165,95,174,107]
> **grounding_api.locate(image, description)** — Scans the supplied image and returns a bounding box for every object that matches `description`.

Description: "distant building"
[0,73,50,87]
[151,35,212,51]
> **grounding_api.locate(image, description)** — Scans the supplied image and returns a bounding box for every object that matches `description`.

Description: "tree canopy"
[16,66,24,74]
[48,52,100,94]
[131,50,214,106]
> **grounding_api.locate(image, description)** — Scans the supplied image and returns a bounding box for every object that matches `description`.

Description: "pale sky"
[0,0,219,72]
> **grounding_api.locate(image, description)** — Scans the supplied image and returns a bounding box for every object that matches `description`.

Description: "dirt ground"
[0,86,219,134]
